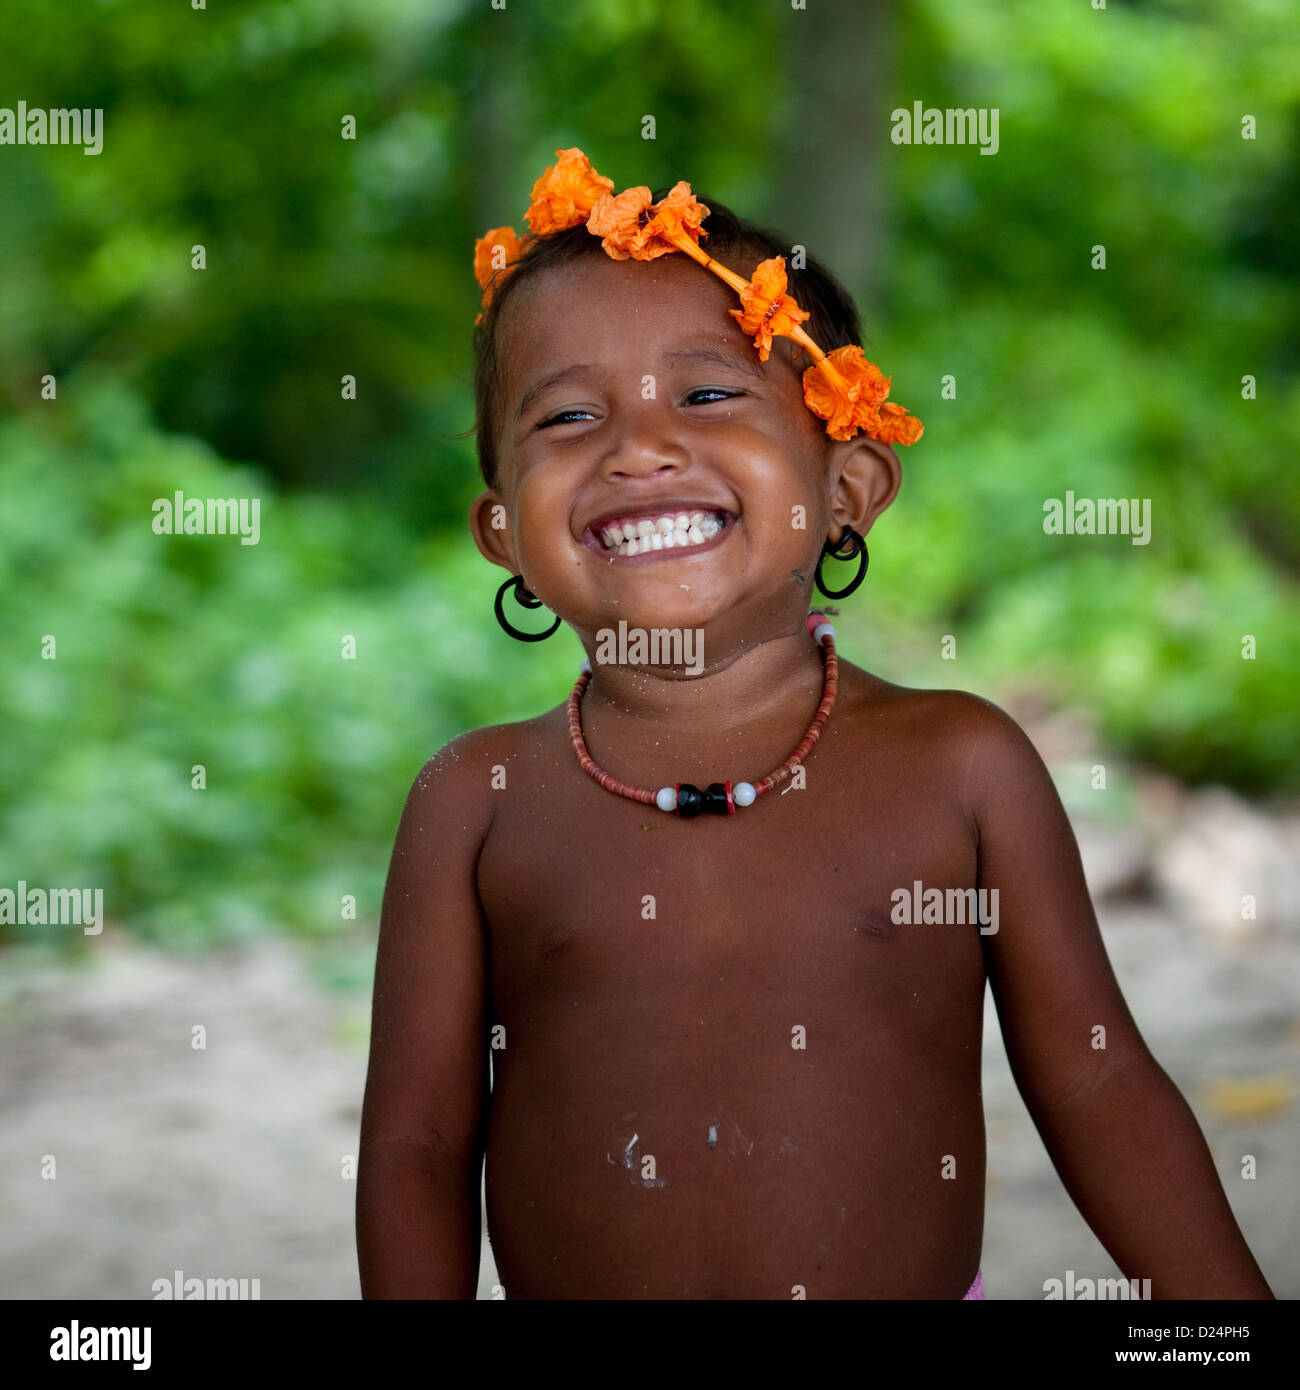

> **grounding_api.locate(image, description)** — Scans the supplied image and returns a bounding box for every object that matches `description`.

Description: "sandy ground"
[2,804,1297,1300]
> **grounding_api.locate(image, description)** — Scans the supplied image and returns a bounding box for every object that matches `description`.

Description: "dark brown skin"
[356,253,1273,1299]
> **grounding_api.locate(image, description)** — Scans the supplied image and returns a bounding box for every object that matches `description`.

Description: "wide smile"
[580,507,737,564]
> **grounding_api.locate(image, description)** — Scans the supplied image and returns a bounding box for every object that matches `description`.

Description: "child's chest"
[476,736,987,1037]
[472,705,991,1298]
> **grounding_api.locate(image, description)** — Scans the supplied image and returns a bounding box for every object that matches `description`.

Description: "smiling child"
[355,149,1273,1300]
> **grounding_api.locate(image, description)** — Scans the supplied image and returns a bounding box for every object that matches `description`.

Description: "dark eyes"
[537,388,744,429]
[537,408,595,428]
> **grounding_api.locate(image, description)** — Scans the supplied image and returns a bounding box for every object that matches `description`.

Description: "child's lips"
[581,508,739,561]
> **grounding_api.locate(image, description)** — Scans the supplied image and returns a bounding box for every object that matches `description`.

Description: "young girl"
[355,149,1273,1300]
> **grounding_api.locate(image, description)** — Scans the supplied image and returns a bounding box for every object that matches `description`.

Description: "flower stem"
[667,230,834,375]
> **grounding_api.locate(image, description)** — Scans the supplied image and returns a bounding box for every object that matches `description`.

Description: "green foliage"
[0,379,583,944]
[0,0,1297,945]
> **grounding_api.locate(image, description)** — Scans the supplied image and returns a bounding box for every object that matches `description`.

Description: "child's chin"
[589,584,725,633]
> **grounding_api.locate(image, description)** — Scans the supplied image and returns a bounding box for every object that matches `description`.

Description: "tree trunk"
[764,0,895,317]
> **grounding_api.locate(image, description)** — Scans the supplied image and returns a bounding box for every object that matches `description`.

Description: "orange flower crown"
[473,148,923,446]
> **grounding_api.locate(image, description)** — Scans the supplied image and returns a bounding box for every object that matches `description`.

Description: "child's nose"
[598,416,691,481]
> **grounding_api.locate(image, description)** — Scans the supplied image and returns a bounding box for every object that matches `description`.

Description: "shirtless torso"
[356,647,1275,1300]
[480,667,991,1299]
[360,659,1036,1298]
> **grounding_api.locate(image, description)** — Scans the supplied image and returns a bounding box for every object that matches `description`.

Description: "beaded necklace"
[566,615,838,818]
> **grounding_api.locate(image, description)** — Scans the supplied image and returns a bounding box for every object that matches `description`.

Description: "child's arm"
[356,735,495,1298]
[961,698,1274,1299]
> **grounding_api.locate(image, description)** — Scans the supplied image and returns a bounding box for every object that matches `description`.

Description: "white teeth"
[601,510,729,555]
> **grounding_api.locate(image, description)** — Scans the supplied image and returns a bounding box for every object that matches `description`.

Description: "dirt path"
[2,809,1297,1299]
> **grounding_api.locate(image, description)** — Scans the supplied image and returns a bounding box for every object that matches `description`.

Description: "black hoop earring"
[494,575,561,642]
[814,526,869,600]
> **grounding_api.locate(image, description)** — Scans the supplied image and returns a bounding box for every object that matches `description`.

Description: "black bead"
[676,784,704,818]
[703,783,732,815]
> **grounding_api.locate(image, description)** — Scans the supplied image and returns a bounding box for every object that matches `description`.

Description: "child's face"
[474,252,888,641]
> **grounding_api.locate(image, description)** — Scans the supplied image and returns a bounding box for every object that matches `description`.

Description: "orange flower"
[475,152,922,442]
[872,401,925,446]
[802,345,892,441]
[586,180,710,261]
[524,147,615,236]
[729,257,810,362]
[474,226,528,290]
[473,226,536,324]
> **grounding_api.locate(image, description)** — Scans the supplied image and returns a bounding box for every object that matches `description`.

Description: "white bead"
[813,622,836,645]
[733,781,756,807]
[580,657,591,674]
[656,786,677,812]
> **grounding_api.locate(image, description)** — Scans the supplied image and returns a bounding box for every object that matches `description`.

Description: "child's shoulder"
[842,658,1014,727]
[839,660,1044,778]
[398,705,568,817]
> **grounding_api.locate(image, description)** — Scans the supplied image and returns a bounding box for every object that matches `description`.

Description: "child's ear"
[827,434,902,542]
[468,490,518,571]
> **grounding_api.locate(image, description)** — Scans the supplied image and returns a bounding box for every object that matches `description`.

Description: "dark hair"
[470,190,864,490]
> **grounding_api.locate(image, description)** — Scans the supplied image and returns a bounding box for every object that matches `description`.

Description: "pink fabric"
[962,1269,985,1300]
